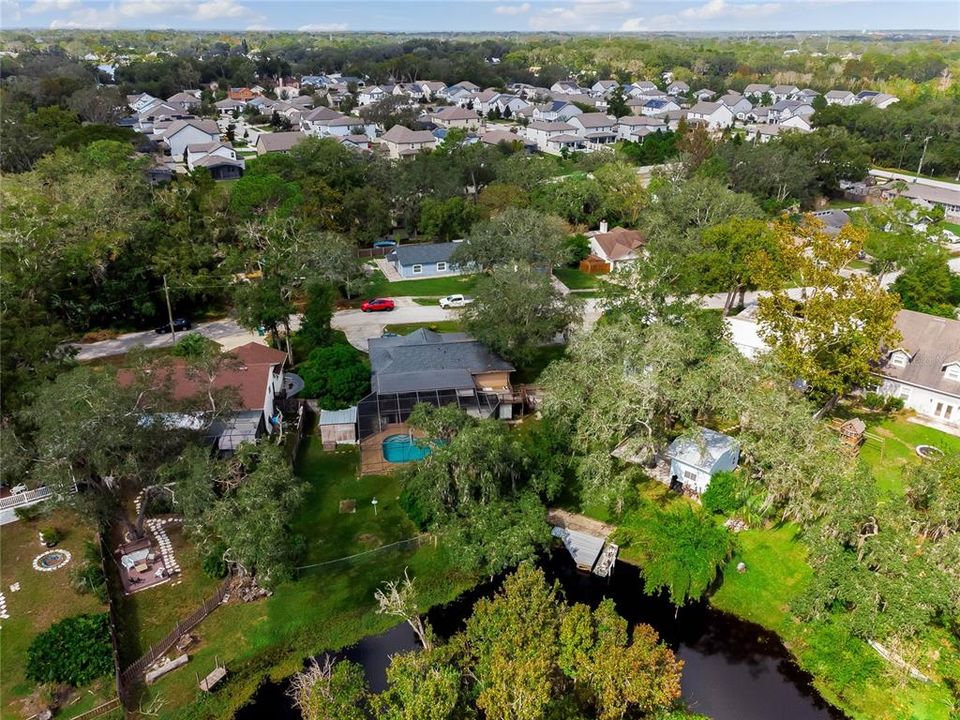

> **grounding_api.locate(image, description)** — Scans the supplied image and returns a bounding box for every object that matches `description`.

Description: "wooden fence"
[96,534,127,707]
[121,577,232,685]
[68,698,122,720]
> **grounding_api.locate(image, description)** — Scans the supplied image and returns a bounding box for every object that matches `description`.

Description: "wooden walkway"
[546,508,615,538]
[547,509,619,577]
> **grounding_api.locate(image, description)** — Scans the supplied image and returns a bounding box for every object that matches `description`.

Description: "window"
[946,406,954,420]
[683,469,697,483]
[945,364,960,382]
[436,262,447,272]
[411,264,422,274]
[889,352,908,368]
[896,386,912,401]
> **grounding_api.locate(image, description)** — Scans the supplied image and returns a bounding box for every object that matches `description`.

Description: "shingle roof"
[573,112,614,128]
[392,242,460,266]
[431,106,479,121]
[591,226,646,261]
[667,428,739,471]
[165,119,220,137]
[528,120,575,132]
[257,131,305,152]
[368,329,514,394]
[879,310,960,397]
[381,125,436,144]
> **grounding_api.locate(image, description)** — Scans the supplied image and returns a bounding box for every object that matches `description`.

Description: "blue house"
[666,427,739,495]
[390,242,462,279]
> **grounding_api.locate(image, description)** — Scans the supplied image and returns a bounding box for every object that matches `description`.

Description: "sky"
[2,0,958,33]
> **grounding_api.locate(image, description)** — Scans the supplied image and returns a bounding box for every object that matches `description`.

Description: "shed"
[666,427,739,495]
[319,407,358,449]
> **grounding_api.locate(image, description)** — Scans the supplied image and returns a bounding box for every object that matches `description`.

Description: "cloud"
[298,22,348,31]
[245,22,271,30]
[494,2,530,14]
[679,0,782,20]
[26,0,78,13]
[2,0,22,21]
[194,0,258,19]
[49,4,116,28]
[528,0,631,30]
[621,0,782,30]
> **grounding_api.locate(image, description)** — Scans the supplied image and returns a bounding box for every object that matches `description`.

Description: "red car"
[361,298,396,312]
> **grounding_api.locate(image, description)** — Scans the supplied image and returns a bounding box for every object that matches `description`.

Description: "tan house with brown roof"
[379,125,437,159]
[255,131,306,155]
[429,106,482,130]
[876,310,960,430]
[586,222,647,270]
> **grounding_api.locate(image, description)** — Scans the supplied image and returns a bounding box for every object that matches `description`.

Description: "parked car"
[439,294,473,309]
[154,317,191,334]
[361,298,396,312]
[372,239,398,249]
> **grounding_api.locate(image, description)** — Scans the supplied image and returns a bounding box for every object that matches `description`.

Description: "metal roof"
[319,406,358,425]
[667,428,738,471]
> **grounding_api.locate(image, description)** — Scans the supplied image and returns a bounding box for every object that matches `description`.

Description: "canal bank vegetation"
[537,310,960,720]
[289,563,704,720]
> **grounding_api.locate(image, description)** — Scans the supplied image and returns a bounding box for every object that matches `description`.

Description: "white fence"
[0,485,77,522]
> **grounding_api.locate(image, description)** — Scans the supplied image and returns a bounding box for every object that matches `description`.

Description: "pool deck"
[359,423,427,476]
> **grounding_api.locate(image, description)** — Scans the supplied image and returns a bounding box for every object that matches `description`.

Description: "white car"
[439,294,473,309]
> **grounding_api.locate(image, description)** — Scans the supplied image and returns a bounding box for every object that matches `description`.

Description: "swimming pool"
[382,434,433,463]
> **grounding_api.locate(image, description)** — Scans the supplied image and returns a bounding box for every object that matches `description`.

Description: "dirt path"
[547,508,616,538]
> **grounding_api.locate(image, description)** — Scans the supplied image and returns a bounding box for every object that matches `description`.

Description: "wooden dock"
[547,509,619,577]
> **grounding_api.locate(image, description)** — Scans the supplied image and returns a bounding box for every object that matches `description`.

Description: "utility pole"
[915,135,932,182]
[163,275,177,343]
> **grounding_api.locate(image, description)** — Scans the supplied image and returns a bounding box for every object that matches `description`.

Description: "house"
[533,100,582,122]
[162,119,221,159]
[368,329,514,397]
[191,154,245,180]
[545,134,586,154]
[864,93,899,109]
[780,115,813,132]
[128,92,159,112]
[430,106,482,130]
[771,84,799,102]
[825,90,856,106]
[693,88,717,101]
[299,106,343,134]
[134,102,192,132]
[480,129,536,152]
[666,81,689,96]
[493,94,530,117]
[524,120,578,150]
[586,222,646,270]
[417,81,447,100]
[666,428,740,495]
[389,242,462,278]
[119,342,293,454]
[743,83,771,100]
[247,96,275,113]
[357,85,388,106]
[551,79,582,95]
[145,163,173,185]
[567,112,617,146]
[719,93,753,119]
[640,98,680,116]
[186,140,241,168]
[875,310,960,430]
[379,125,437,159]
[166,91,201,112]
[794,88,820,103]
[877,182,960,221]
[686,101,734,130]
[626,81,658,97]
[255,131,305,155]
[227,87,259,102]
[591,80,619,97]
[768,99,815,122]
[214,98,246,115]
[616,116,666,142]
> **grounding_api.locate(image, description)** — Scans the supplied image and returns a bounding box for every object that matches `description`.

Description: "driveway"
[332,297,454,350]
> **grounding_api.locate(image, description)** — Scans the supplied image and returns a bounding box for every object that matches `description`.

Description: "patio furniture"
[135,562,149,573]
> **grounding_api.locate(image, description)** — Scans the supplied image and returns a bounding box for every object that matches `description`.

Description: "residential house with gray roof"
[389,242,463,278]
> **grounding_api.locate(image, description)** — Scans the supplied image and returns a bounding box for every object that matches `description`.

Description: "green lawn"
[513,345,566,385]
[363,271,480,299]
[846,259,871,271]
[553,267,604,290]
[135,442,476,719]
[0,510,118,720]
[941,221,960,235]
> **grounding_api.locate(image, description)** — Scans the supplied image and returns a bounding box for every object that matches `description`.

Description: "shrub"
[143,489,175,517]
[882,396,904,412]
[40,527,63,546]
[398,486,432,531]
[15,501,49,522]
[202,543,228,579]
[701,470,743,515]
[69,543,108,603]
[26,614,113,686]
[862,392,884,410]
[565,233,591,265]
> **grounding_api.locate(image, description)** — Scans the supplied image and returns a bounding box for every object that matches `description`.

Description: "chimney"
[599,220,608,233]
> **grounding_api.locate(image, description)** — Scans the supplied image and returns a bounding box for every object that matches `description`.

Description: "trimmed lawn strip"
[135,442,476,719]
[383,320,465,335]
[0,511,116,719]
[364,271,480,299]
[553,267,604,289]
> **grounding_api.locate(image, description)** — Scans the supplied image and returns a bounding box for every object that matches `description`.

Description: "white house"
[616,116,666,142]
[825,90,856,106]
[524,120,577,150]
[686,101,734,130]
[214,98,246,115]
[771,84,799,102]
[379,125,437,159]
[666,81,689,96]
[875,310,960,430]
[743,83,771,100]
[551,79,582,95]
[533,100,582,122]
[586,222,646,270]
[430,106,482,130]
[626,81,658,97]
[357,85,389,106]
[567,112,617,146]
[666,428,740,495]
[162,119,221,159]
[640,98,680,116]
[186,141,240,169]
[591,80,619,97]
[300,106,343,134]
[719,93,753,120]
[693,88,717,101]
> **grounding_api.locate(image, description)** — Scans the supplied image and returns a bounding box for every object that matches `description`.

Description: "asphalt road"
[71,319,267,361]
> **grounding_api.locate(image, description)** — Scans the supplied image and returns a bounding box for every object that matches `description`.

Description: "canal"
[237,551,844,719]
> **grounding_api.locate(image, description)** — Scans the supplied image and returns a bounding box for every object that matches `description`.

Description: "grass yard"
[0,510,118,720]
[135,441,476,719]
[513,344,566,385]
[940,221,960,236]
[553,267,604,290]
[363,271,480,299]
[383,319,465,335]
[846,259,871,271]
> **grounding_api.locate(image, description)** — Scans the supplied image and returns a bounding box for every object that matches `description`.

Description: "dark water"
[237,552,844,720]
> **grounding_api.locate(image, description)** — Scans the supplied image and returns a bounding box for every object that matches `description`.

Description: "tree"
[463,264,583,365]
[288,657,369,720]
[27,614,113,686]
[606,85,630,118]
[206,443,306,585]
[620,504,734,605]
[378,648,462,720]
[754,216,902,399]
[891,249,959,318]
[292,281,336,360]
[298,343,369,410]
[417,196,481,241]
[452,207,570,271]
[375,569,433,650]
